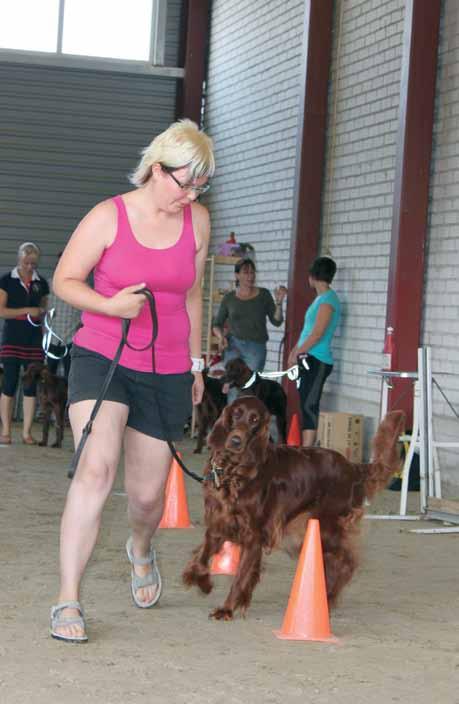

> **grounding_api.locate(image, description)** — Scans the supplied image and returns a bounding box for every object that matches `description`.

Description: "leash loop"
[259,357,310,383]
[28,307,69,360]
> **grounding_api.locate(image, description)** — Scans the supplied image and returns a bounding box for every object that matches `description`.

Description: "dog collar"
[242,372,257,389]
[203,460,225,488]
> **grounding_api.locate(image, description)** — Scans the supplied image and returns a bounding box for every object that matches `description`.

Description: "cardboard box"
[318,411,364,463]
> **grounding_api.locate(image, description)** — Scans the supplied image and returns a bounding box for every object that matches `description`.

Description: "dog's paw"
[183,566,213,594]
[209,607,234,621]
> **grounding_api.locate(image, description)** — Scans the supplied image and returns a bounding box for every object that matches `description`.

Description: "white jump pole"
[399,379,420,516]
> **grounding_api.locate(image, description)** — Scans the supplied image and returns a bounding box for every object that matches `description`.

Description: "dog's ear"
[40,367,51,383]
[24,362,39,379]
[244,414,271,466]
[207,405,232,451]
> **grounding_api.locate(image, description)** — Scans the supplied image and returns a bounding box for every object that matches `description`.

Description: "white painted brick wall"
[204,0,405,451]
[203,0,305,369]
[204,1,459,491]
[320,0,405,429]
[422,0,459,492]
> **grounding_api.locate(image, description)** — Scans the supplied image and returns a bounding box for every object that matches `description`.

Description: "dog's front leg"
[210,543,263,621]
[183,530,225,594]
[52,402,65,448]
[277,414,287,444]
[39,407,51,447]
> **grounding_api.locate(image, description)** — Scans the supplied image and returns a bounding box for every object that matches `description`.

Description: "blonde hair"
[129,119,215,187]
[18,242,40,259]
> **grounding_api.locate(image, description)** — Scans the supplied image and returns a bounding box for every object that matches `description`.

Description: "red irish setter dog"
[193,371,226,454]
[183,396,405,620]
[23,363,68,448]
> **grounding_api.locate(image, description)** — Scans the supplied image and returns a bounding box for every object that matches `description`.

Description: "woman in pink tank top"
[49,120,215,643]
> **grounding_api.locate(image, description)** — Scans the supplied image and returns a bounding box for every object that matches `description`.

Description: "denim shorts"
[223,335,267,372]
[68,345,193,441]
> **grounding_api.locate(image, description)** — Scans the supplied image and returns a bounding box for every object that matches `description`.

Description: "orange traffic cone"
[210,541,240,575]
[274,518,337,642]
[159,454,193,529]
[287,413,301,446]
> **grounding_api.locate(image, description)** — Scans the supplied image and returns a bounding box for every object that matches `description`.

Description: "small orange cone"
[210,541,240,575]
[159,454,193,529]
[274,519,338,642]
[287,413,301,446]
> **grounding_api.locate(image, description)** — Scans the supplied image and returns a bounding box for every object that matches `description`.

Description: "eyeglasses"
[161,165,210,195]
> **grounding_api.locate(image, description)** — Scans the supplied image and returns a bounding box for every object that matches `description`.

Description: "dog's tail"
[364,410,405,500]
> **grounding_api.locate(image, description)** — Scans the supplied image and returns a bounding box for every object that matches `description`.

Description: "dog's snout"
[230,434,242,448]
[225,429,246,452]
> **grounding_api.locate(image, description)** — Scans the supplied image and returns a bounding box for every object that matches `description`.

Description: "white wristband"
[191,357,205,372]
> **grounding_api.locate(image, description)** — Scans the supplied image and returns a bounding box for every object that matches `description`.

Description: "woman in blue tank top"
[287,257,341,446]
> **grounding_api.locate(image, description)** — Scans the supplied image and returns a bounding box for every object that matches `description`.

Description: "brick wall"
[422,0,459,491]
[320,0,405,433]
[204,0,459,488]
[203,0,305,369]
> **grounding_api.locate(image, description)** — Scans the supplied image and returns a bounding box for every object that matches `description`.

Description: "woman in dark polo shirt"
[0,242,49,445]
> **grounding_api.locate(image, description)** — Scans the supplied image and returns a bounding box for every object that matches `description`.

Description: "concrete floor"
[0,423,458,704]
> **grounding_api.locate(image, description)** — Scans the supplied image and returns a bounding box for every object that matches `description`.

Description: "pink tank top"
[74,195,197,373]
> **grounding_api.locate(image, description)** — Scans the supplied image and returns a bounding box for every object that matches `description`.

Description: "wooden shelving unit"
[201,254,239,361]
[191,255,239,438]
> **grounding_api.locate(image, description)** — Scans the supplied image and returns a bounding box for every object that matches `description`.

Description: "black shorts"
[297,354,333,431]
[68,345,193,441]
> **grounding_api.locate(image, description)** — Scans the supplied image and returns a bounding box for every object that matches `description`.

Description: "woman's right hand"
[217,336,228,353]
[104,283,147,319]
[287,346,298,368]
[27,307,43,318]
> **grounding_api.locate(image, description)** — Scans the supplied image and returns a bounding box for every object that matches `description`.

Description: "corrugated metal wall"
[0,0,183,283]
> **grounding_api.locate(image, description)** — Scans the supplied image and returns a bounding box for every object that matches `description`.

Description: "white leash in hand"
[257,357,310,386]
[27,307,68,360]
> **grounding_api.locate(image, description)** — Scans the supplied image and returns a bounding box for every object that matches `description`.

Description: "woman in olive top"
[212,257,287,372]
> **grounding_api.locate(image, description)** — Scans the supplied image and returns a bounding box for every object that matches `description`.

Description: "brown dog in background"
[193,371,226,453]
[222,358,287,442]
[23,363,68,448]
[183,396,404,620]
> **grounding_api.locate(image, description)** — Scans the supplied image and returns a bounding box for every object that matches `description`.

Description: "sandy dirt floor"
[0,422,458,704]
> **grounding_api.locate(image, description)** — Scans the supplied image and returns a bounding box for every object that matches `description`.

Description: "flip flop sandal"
[22,436,37,445]
[126,536,162,609]
[50,601,88,643]
[0,435,12,445]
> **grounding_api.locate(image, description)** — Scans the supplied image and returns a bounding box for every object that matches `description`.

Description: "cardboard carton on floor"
[318,411,364,463]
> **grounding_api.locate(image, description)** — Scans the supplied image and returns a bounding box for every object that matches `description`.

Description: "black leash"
[68,288,203,483]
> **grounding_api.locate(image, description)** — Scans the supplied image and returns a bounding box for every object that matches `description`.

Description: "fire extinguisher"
[382,326,394,370]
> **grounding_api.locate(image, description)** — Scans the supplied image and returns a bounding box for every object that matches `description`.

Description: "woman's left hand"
[191,372,204,405]
[274,285,288,304]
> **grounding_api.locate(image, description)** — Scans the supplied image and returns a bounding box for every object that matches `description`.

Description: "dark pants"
[297,354,333,430]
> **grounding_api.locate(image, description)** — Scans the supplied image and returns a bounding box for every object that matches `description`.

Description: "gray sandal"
[126,537,162,609]
[50,601,88,643]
